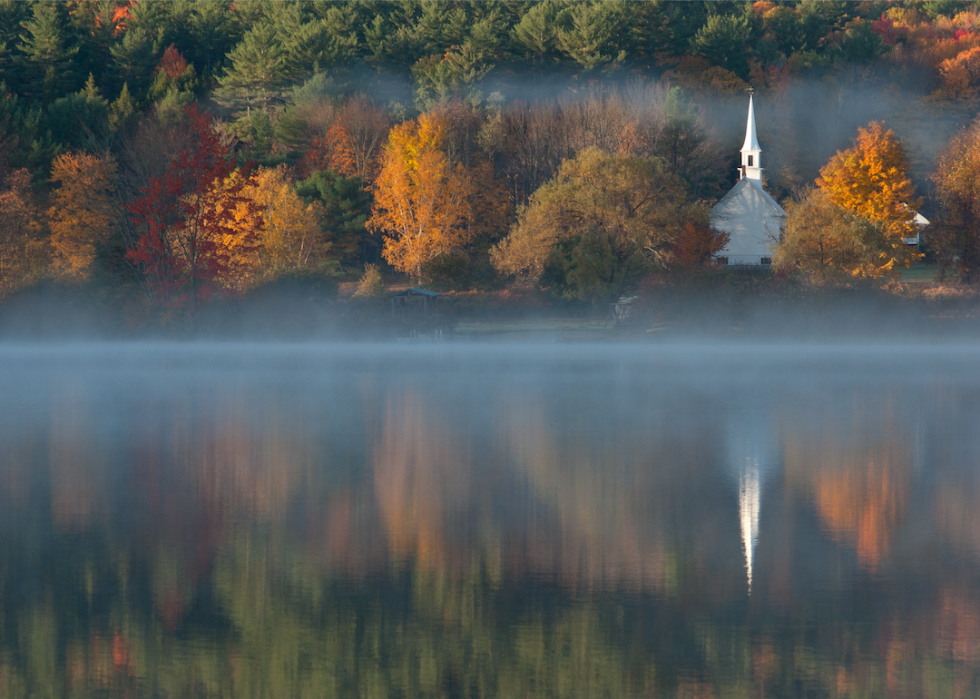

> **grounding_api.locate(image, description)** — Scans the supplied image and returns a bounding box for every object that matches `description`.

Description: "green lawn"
[900,264,940,282]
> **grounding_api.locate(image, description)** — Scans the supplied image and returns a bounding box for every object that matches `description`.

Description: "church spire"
[740,93,762,181]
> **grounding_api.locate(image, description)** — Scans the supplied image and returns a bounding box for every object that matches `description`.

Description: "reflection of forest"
[1,368,980,697]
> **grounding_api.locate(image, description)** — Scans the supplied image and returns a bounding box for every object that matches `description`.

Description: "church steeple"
[740,93,762,181]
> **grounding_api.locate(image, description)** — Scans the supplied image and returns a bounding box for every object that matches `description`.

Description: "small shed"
[902,211,930,246]
[391,287,442,315]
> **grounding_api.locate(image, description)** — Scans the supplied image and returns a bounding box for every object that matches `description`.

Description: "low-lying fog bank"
[2,281,979,343]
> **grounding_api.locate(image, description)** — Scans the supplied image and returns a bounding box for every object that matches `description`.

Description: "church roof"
[741,94,760,153]
[710,178,787,217]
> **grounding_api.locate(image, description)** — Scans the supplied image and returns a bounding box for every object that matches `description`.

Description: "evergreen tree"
[216,22,289,116]
[188,0,243,83]
[0,1,31,90]
[556,2,626,72]
[75,1,121,86]
[692,12,752,79]
[296,169,374,267]
[46,74,110,151]
[109,83,136,133]
[511,1,559,63]
[17,2,80,102]
[110,28,160,101]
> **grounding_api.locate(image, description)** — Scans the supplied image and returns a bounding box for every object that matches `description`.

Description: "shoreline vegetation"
[4,1,980,339]
[3,268,980,341]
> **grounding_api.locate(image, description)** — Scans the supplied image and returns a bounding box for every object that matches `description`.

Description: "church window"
[747,155,754,166]
[760,257,771,265]
[717,257,729,265]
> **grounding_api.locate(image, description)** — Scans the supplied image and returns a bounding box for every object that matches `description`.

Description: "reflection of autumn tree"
[179,393,312,522]
[49,383,107,530]
[498,398,678,594]
[373,390,470,570]
[783,418,911,569]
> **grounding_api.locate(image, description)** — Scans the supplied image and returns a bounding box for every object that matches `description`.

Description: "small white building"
[710,95,786,266]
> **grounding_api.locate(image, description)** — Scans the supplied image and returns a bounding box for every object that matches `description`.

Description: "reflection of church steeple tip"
[739,463,761,594]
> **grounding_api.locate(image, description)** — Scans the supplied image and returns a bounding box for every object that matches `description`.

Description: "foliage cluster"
[4,1,980,323]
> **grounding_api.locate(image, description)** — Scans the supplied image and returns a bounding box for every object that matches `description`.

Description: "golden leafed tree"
[245,166,327,278]
[932,119,980,281]
[773,188,893,282]
[491,147,691,300]
[816,122,921,275]
[48,151,119,282]
[367,112,477,279]
[0,169,47,295]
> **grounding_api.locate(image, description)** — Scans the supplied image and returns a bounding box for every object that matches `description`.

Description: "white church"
[710,94,786,266]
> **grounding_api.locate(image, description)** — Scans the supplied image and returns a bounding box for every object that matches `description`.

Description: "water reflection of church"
[727,406,779,594]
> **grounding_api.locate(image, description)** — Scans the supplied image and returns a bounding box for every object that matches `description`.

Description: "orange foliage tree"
[367,112,478,279]
[0,169,46,295]
[939,46,980,98]
[815,122,921,276]
[303,96,390,183]
[672,221,730,269]
[48,151,119,282]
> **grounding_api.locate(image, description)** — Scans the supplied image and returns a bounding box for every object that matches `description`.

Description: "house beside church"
[710,95,786,266]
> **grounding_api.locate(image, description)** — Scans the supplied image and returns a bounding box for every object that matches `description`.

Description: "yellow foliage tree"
[815,122,921,276]
[367,113,477,279]
[48,151,118,282]
[201,170,266,294]
[245,166,327,278]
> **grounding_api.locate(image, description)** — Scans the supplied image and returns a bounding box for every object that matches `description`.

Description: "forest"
[4,0,980,332]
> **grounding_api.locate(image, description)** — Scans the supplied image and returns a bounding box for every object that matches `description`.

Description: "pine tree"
[109,83,135,132]
[556,2,625,72]
[188,0,242,83]
[512,1,558,63]
[110,28,159,101]
[215,23,288,117]
[17,2,80,102]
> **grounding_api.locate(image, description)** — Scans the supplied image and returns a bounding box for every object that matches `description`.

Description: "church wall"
[710,187,784,266]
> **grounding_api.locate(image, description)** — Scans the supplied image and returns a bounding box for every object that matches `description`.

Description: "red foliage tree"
[126,105,261,314]
[158,44,189,80]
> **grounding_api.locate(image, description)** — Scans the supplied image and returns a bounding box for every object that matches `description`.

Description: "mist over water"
[2,341,980,696]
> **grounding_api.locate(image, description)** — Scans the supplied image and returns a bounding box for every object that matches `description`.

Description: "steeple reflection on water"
[1,343,980,697]
[727,406,777,595]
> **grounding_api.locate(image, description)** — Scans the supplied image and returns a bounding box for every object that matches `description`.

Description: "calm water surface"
[1,342,979,698]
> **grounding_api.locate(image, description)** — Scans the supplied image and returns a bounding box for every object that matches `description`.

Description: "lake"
[0,342,978,698]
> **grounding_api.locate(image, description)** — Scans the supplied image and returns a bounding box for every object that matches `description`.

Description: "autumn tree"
[0,169,46,296]
[246,166,329,278]
[815,122,921,275]
[303,96,390,183]
[126,105,263,313]
[47,151,118,282]
[932,118,980,281]
[491,148,693,301]
[672,221,731,269]
[367,112,478,279]
[772,188,892,282]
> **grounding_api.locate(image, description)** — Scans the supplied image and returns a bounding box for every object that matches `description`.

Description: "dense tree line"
[4,1,980,320]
